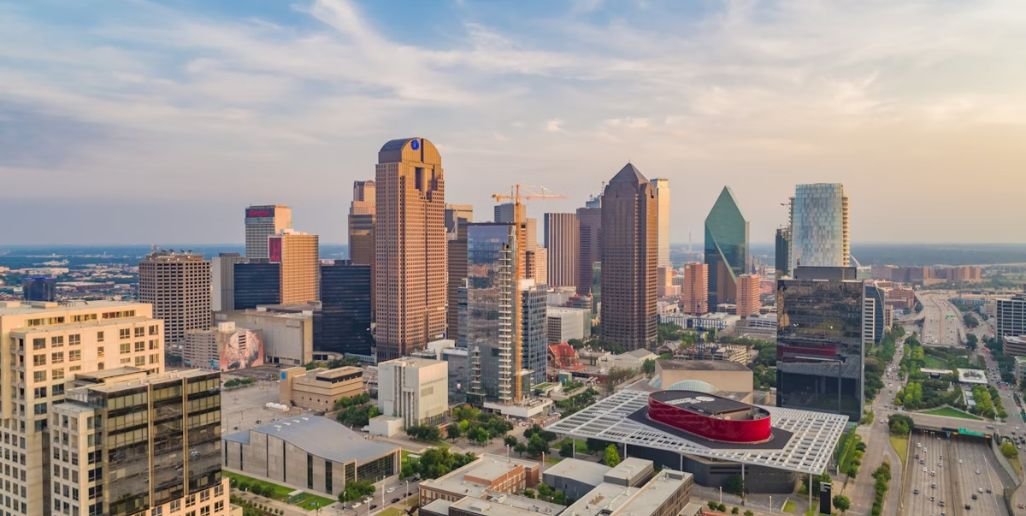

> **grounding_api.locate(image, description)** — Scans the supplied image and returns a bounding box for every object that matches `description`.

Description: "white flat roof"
[545,389,848,475]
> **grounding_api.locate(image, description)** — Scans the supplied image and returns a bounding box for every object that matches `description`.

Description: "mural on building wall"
[219,329,265,371]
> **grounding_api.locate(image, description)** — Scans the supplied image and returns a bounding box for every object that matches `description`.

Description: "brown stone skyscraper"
[349,180,376,318]
[375,138,446,361]
[139,251,211,344]
[576,195,602,296]
[544,213,579,288]
[600,163,657,350]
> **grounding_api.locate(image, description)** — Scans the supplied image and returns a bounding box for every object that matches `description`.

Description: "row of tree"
[870,461,891,516]
[400,447,477,480]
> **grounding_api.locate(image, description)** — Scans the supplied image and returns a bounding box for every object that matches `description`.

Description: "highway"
[916,291,965,348]
[906,432,954,516]
[950,438,1007,515]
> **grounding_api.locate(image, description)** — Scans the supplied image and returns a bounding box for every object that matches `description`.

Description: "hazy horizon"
[2,0,1025,245]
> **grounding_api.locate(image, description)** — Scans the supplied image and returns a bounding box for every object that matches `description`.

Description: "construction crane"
[491,183,565,205]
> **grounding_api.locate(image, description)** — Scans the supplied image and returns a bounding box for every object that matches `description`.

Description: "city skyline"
[3,0,1026,245]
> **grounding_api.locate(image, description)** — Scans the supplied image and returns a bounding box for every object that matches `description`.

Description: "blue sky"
[2,0,1025,245]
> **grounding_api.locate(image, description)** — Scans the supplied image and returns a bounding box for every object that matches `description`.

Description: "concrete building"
[446,491,565,516]
[245,204,292,260]
[787,183,849,270]
[232,261,280,310]
[348,180,376,315]
[0,300,165,516]
[705,186,749,309]
[1004,335,1026,357]
[211,252,245,312]
[183,321,265,371]
[279,366,365,411]
[576,195,602,297]
[378,357,448,427]
[138,250,211,344]
[561,467,693,516]
[547,307,590,344]
[319,260,373,357]
[216,308,313,366]
[542,458,611,499]
[375,137,447,361]
[223,416,400,498]
[997,291,1026,339]
[735,274,761,318]
[544,212,579,288]
[653,178,671,271]
[522,283,549,389]
[446,204,473,340]
[419,453,542,504]
[411,339,471,403]
[654,360,754,402]
[52,368,228,516]
[775,226,792,278]
[681,263,709,315]
[268,230,319,305]
[495,202,546,286]
[601,163,658,351]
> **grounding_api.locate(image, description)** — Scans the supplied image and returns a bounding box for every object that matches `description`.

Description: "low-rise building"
[1004,335,1026,357]
[378,356,449,427]
[279,366,365,411]
[216,308,314,366]
[561,468,693,516]
[448,492,565,516]
[547,307,591,343]
[222,416,400,498]
[1016,356,1026,387]
[542,458,611,499]
[419,454,541,504]
[183,321,265,371]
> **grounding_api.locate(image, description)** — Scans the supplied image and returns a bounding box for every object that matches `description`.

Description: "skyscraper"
[466,223,521,403]
[600,163,657,350]
[495,202,546,285]
[245,204,292,260]
[21,276,56,302]
[576,195,602,297]
[233,261,281,309]
[775,226,792,278]
[996,289,1026,338]
[776,266,864,421]
[319,260,373,356]
[211,252,245,312]
[681,262,709,315]
[652,178,671,269]
[268,230,320,305]
[736,274,761,318]
[705,186,749,310]
[375,137,447,361]
[521,282,548,389]
[544,212,579,288]
[349,180,376,317]
[446,204,473,340]
[788,183,850,270]
[138,250,212,344]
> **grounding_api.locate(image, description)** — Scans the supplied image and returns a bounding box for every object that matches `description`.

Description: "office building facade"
[775,226,792,278]
[138,251,211,344]
[576,195,602,297]
[736,274,762,318]
[775,267,864,421]
[319,261,373,356]
[705,186,749,309]
[653,178,671,270]
[232,262,281,310]
[997,291,1026,338]
[600,164,658,351]
[375,137,447,361]
[446,204,473,340]
[681,263,709,315]
[788,184,849,270]
[183,321,265,371]
[348,180,376,266]
[268,230,319,305]
[521,283,548,389]
[211,252,245,312]
[377,357,449,428]
[544,213,579,288]
[245,204,292,260]
[22,277,57,302]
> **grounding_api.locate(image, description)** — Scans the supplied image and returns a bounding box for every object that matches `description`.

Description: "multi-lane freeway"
[905,434,1008,516]
[916,291,965,348]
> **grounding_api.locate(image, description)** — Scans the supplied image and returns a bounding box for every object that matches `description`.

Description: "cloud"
[545,119,564,133]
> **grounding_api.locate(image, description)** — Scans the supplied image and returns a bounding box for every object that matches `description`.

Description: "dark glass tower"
[775,227,792,278]
[22,277,56,302]
[319,261,374,356]
[521,286,548,389]
[704,186,749,310]
[233,262,280,310]
[775,266,864,422]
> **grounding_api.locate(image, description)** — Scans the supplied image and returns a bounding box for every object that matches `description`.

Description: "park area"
[920,406,982,420]
[224,471,335,510]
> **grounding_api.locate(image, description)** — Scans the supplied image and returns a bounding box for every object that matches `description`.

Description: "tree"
[745,511,754,516]
[528,434,550,457]
[723,475,744,496]
[504,435,518,447]
[446,424,461,440]
[1001,441,1018,459]
[642,358,656,378]
[559,440,575,458]
[603,444,621,467]
[514,442,527,457]
[339,480,375,502]
[731,508,740,515]
[833,494,851,514]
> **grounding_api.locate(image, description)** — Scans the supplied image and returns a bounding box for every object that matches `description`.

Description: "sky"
[1,0,1025,245]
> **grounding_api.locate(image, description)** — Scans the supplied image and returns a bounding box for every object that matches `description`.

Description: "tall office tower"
[864,283,886,345]
[245,204,292,260]
[375,137,447,361]
[211,252,245,312]
[446,204,473,340]
[788,183,850,271]
[521,282,548,389]
[52,369,228,516]
[576,195,602,297]
[705,186,749,310]
[319,260,373,356]
[22,276,56,302]
[138,250,212,344]
[544,213,579,288]
[776,266,864,422]
[681,262,709,315]
[465,223,524,403]
[348,180,376,265]
[997,289,1026,338]
[652,178,671,269]
[495,203,546,285]
[600,163,658,351]
[735,274,761,318]
[775,226,792,278]
[268,230,319,305]
[0,301,164,516]
[233,261,281,309]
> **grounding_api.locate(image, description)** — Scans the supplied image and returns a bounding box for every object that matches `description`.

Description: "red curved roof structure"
[647,390,772,444]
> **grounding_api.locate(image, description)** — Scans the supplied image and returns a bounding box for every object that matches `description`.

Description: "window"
[69,350,81,362]
[51,384,64,396]
[33,371,46,382]
[51,336,64,347]
[149,354,159,364]
[96,331,104,343]
[149,325,159,336]
[149,340,159,350]
[186,495,196,507]
[134,356,145,367]
[51,352,64,364]
[33,355,46,367]
[97,347,104,358]
[134,342,145,352]
[52,369,64,381]
[170,500,180,511]
[119,329,130,339]
[32,339,46,350]
[68,334,80,346]
[33,403,47,415]
[33,387,47,399]
[119,343,130,354]
[134,327,145,338]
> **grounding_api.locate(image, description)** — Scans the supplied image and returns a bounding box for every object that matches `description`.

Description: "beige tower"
[652,178,671,269]
[349,180,376,266]
[138,250,211,344]
[544,213,579,288]
[736,273,762,317]
[245,204,292,260]
[375,137,447,361]
[682,262,710,315]
[600,163,658,350]
[268,230,319,305]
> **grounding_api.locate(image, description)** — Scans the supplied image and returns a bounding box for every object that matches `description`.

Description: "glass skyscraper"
[788,183,849,270]
[521,285,548,389]
[466,223,519,403]
[704,186,749,309]
[775,267,864,422]
[233,262,281,309]
[319,261,373,356]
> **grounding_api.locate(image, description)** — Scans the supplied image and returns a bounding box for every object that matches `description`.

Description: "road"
[905,432,955,516]
[917,291,965,348]
[950,438,1007,515]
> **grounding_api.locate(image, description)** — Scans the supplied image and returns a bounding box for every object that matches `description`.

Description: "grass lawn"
[225,471,333,509]
[890,434,909,466]
[922,355,948,369]
[1010,456,1024,479]
[545,455,563,464]
[921,406,983,420]
[291,492,335,510]
[378,508,405,516]
[782,499,797,513]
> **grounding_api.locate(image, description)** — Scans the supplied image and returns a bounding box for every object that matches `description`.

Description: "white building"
[378,357,449,427]
[547,307,590,343]
[788,183,849,270]
[215,308,313,366]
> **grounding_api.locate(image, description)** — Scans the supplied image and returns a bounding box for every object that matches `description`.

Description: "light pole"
[719,486,723,504]
[405,479,409,499]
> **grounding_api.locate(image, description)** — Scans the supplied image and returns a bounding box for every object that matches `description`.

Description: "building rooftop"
[314,366,363,380]
[561,482,640,516]
[449,491,565,516]
[541,458,609,487]
[651,390,760,418]
[659,360,750,372]
[223,415,398,464]
[379,356,445,369]
[9,316,157,334]
[613,470,692,516]
[420,499,452,516]
[0,300,144,316]
[83,369,215,393]
[421,453,538,499]
[603,458,653,485]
